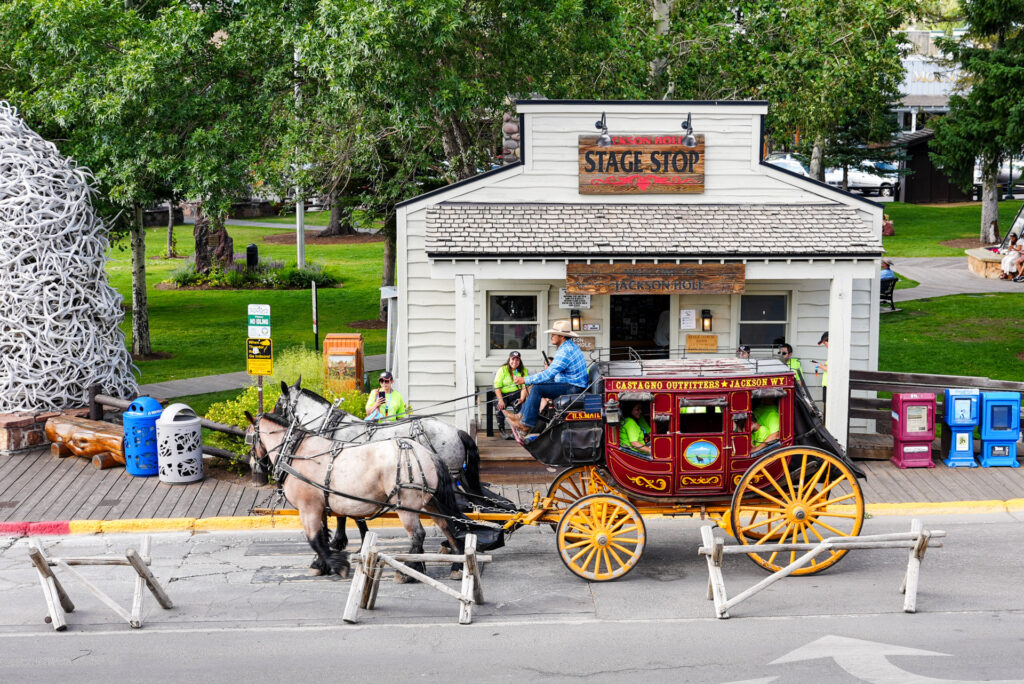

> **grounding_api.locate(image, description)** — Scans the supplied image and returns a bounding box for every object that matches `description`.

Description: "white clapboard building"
[395,100,883,447]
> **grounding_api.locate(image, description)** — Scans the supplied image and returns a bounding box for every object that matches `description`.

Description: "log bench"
[44,415,125,469]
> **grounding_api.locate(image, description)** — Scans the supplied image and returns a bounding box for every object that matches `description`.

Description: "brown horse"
[245,412,464,581]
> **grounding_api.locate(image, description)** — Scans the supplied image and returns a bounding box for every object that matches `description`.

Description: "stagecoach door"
[675,395,729,495]
[609,295,670,361]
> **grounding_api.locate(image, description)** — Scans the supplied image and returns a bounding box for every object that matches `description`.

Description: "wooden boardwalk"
[1,442,1022,524]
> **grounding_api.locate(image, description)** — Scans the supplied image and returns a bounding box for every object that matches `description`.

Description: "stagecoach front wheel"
[556,494,646,582]
[730,447,864,576]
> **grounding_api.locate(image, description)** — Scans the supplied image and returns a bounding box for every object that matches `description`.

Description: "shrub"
[170,259,203,287]
[162,257,335,290]
[204,346,368,461]
[273,262,338,289]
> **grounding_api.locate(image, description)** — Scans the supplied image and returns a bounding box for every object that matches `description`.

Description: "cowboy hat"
[544,320,579,338]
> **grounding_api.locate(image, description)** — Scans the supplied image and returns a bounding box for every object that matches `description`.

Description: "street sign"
[247,338,273,376]
[247,304,271,338]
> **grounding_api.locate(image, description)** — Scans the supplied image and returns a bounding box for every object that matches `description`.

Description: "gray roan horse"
[274,379,483,554]
[245,411,464,581]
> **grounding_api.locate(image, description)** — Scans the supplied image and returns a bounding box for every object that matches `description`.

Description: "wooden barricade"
[27,536,173,630]
[698,519,944,619]
[344,532,490,625]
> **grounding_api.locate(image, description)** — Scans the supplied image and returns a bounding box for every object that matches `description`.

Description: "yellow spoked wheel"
[730,447,864,575]
[556,494,646,581]
[546,466,609,512]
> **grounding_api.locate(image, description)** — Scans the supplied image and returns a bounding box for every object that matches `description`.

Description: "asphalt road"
[3,512,1023,682]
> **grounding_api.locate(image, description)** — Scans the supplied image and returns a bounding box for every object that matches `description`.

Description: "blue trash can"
[123,397,163,477]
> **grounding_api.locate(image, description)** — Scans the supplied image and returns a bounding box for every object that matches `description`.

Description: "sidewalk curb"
[2,498,1022,538]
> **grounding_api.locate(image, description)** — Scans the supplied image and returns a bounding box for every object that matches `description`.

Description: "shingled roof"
[425,203,881,258]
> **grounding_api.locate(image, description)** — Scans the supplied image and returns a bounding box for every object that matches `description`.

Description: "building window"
[739,294,788,348]
[488,294,538,350]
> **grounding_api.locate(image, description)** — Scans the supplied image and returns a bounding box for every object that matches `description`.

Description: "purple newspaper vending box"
[891,393,936,468]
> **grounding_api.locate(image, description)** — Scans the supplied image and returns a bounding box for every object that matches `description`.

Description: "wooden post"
[28,545,70,631]
[89,384,103,421]
[458,534,478,625]
[344,532,376,624]
[902,518,931,613]
[126,548,173,610]
[360,547,379,610]
[699,526,729,618]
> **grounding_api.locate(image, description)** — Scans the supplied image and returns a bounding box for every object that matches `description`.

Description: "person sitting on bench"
[619,403,651,455]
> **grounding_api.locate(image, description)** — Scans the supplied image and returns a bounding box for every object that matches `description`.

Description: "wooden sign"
[685,334,718,353]
[579,134,705,194]
[566,263,745,295]
[576,336,596,352]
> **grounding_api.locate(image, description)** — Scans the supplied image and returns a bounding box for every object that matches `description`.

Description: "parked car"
[825,161,899,197]
[765,155,809,177]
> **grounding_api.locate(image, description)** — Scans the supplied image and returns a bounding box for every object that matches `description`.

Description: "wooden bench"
[44,415,125,469]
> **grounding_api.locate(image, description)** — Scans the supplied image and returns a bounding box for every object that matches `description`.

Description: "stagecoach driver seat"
[502,320,589,443]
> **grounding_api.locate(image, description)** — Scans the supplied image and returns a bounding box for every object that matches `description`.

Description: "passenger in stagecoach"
[618,402,651,455]
[750,399,781,447]
[493,351,529,439]
[365,371,407,422]
[736,345,751,360]
[502,320,589,442]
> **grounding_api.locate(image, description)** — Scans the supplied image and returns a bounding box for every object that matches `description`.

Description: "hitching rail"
[699,519,945,619]
[344,531,489,625]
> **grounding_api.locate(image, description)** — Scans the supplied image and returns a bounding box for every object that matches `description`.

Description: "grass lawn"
[894,271,919,289]
[879,293,1024,380]
[884,200,1023,257]
[107,224,385,384]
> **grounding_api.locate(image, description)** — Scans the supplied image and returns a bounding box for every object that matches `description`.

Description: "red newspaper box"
[891,392,936,468]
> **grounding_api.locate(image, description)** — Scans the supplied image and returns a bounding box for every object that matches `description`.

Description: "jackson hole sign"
[579,134,705,194]
[566,263,745,295]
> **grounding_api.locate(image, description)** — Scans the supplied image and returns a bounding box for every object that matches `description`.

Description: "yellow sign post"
[247,338,273,376]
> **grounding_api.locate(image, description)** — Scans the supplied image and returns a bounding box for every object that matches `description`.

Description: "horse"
[245,411,464,581]
[273,379,483,554]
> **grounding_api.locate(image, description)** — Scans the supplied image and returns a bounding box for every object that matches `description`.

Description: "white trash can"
[156,403,204,484]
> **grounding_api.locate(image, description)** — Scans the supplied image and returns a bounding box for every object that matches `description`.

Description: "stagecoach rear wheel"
[556,494,646,582]
[730,447,864,576]
[546,466,609,511]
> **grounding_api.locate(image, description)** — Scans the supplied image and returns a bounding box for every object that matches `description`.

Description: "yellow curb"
[867,500,1009,516]
[68,520,103,535]
[100,518,196,533]
[1004,498,1024,512]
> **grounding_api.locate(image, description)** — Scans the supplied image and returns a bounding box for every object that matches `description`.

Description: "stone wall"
[0,409,88,454]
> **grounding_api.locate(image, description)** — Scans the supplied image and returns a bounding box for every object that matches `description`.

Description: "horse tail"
[430,454,466,534]
[457,430,483,495]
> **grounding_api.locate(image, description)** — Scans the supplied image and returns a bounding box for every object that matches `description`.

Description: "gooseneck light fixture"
[595,112,612,147]
[682,112,697,148]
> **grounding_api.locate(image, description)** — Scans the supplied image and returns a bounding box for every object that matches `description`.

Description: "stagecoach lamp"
[595,112,612,147]
[701,309,713,332]
[570,309,582,331]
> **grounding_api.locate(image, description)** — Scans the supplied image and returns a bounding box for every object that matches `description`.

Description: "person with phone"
[365,371,407,422]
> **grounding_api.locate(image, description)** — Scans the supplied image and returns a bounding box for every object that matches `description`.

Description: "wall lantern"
[570,309,582,331]
[682,112,698,148]
[701,309,713,332]
[595,112,612,147]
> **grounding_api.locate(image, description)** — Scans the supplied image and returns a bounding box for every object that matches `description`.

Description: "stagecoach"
[481,356,866,581]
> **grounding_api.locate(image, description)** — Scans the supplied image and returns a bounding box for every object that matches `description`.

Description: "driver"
[751,400,780,447]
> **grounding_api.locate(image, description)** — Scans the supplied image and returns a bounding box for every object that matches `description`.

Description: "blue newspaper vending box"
[979,391,1021,468]
[942,388,979,467]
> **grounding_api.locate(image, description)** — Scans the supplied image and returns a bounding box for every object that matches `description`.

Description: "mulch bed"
[131,351,174,361]
[939,238,991,249]
[347,319,387,329]
[263,230,384,245]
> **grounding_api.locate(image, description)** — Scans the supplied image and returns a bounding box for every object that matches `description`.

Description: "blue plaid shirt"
[525,339,589,388]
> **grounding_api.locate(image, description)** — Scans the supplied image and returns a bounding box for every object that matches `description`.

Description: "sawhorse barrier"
[699,519,944,618]
[344,532,490,625]
[27,536,173,630]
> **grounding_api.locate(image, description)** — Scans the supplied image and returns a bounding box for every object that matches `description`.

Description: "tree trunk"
[319,185,356,237]
[981,169,1000,243]
[193,210,212,274]
[809,137,825,181]
[130,205,152,356]
[210,213,234,266]
[165,200,176,258]
[379,211,396,322]
[438,114,477,180]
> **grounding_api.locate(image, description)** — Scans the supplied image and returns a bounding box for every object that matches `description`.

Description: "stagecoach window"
[488,294,538,350]
[739,294,788,348]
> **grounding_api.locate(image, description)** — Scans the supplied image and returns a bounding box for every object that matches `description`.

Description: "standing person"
[502,320,588,439]
[365,371,407,422]
[778,343,804,382]
[493,351,528,439]
[815,332,829,411]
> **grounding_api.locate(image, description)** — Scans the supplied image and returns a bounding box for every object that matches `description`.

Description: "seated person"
[1001,234,1022,279]
[618,403,651,455]
[751,401,780,447]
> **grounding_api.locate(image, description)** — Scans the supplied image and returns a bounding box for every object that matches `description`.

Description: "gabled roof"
[426,203,881,259]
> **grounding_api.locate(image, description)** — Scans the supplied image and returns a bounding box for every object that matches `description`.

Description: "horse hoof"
[394,572,418,584]
[328,552,351,578]
[450,569,463,580]
[439,542,452,554]
[309,567,324,577]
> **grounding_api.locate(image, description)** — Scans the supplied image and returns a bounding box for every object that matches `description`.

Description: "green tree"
[931,0,1024,242]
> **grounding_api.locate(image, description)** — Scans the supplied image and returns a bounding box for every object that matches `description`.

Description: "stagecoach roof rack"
[586,347,794,379]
